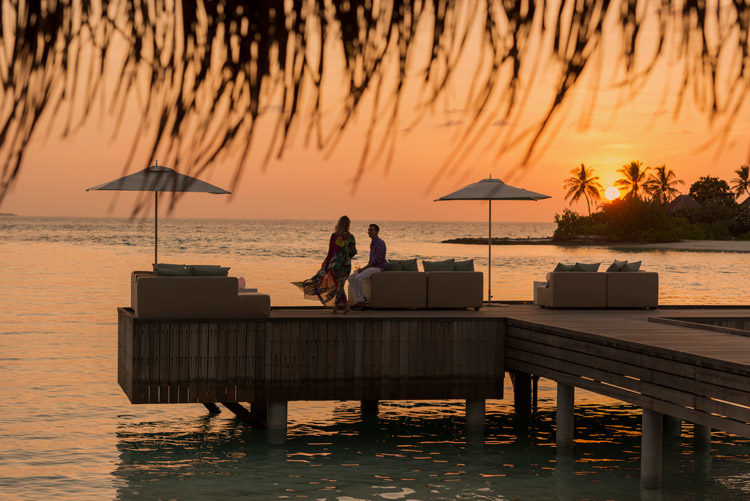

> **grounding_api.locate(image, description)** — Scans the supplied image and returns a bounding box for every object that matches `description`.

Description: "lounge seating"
[368,271,427,309]
[536,271,658,309]
[349,260,483,310]
[131,271,271,319]
[606,271,658,308]
[426,271,483,309]
[536,272,606,308]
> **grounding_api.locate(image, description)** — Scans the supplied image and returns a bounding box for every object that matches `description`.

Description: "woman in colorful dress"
[294,216,357,313]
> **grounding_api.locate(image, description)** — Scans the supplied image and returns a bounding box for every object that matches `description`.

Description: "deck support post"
[663,415,681,438]
[556,383,574,452]
[251,401,268,423]
[693,423,711,451]
[361,400,379,417]
[267,401,288,444]
[641,409,663,490]
[202,403,221,414]
[465,399,486,429]
[221,402,265,428]
[510,371,532,433]
[465,399,485,446]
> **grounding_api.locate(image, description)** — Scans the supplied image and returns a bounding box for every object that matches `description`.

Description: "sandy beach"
[614,240,750,252]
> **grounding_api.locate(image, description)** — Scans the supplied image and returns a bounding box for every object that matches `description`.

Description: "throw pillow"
[574,262,601,272]
[454,259,475,271]
[553,263,575,272]
[423,258,455,272]
[384,260,402,272]
[606,259,627,272]
[400,258,419,271]
[154,263,191,276]
[623,260,642,272]
[191,265,230,276]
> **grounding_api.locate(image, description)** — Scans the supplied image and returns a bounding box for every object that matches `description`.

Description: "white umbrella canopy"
[87,162,230,265]
[435,177,550,201]
[435,176,550,302]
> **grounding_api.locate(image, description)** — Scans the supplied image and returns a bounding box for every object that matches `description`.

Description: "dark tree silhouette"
[615,161,650,200]
[1,0,749,211]
[644,165,683,203]
[689,176,734,204]
[731,166,750,199]
[563,164,602,216]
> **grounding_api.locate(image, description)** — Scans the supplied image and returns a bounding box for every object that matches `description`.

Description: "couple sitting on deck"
[293,216,387,314]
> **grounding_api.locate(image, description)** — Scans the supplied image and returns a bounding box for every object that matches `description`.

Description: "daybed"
[131,270,271,319]
[536,270,658,309]
[349,259,483,310]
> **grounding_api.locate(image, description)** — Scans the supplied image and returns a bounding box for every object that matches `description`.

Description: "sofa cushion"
[369,271,427,309]
[606,260,627,272]
[540,272,606,308]
[191,264,230,276]
[574,262,600,272]
[154,263,191,276]
[454,259,475,271]
[237,292,271,318]
[400,258,419,271]
[423,259,455,272]
[606,271,657,307]
[384,260,402,271]
[553,262,575,272]
[623,260,641,272]
[426,271,482,309]
[135,276,239,319]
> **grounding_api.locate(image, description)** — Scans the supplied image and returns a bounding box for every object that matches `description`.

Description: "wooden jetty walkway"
[118,304,750,488]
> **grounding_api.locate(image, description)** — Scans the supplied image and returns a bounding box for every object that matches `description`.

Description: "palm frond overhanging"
[563,164,602,216]
[615,161,650,200]
[1,1,749,208]
[644,165,683,203]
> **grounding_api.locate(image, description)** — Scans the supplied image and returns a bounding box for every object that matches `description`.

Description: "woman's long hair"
[335,216,351,234]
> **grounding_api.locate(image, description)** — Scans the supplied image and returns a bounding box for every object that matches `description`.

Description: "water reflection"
[113,401,749,500]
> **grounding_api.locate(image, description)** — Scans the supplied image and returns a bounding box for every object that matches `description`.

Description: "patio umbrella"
[86,162,230,264]
[435,175,550,302]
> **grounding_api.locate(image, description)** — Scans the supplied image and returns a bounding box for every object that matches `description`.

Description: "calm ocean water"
[1,216,748,500]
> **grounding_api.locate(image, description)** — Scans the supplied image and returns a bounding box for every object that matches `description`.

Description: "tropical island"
[444,163,750,245]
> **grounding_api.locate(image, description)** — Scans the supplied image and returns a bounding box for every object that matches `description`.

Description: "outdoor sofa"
[131,268,271,319]
[535,269,658,309]
[349,259,483,310]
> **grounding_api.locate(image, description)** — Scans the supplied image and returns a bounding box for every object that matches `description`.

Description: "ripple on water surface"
[0,218,749,499]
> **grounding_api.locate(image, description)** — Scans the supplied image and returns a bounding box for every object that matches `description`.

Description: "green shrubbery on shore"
[557,165,750,242]
[555,183,750,243]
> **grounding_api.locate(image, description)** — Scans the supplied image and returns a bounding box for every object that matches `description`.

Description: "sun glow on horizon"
[604,187,620,201]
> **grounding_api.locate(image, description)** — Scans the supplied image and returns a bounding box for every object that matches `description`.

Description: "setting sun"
[604,187,620,201]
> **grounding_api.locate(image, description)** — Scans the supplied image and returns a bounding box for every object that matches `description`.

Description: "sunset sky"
[2,9,748,223]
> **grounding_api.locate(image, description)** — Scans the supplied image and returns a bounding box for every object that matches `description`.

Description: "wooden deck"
[499,306,750,437]
[117,305,750,437]
[118,310,505,405]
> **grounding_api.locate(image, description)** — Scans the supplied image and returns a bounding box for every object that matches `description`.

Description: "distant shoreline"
[442,237,750,253]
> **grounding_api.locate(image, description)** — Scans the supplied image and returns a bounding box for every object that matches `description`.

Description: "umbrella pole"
[488,200,492,303]
[154,191,158,266]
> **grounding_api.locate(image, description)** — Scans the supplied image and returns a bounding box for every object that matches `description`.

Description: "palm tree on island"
[644,165,683,203]
[564,164,603,216]
[730,165,750,199]
[615,161,650,199]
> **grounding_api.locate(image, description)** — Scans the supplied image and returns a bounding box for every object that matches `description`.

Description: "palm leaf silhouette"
[0,0,748,210]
